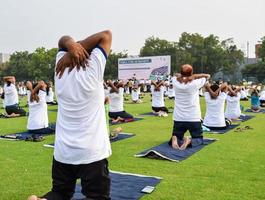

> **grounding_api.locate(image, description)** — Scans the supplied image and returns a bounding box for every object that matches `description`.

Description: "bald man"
[169,64,210,150]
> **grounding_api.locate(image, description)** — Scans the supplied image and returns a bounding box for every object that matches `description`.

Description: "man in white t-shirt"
[259,89,265,107]
[107,80,134,123]
[28,30,112,200]
[151,80,168,116]
[203,82,231,130]
[169,64,210,150]
[3,76,26,117]
[46,81,57,105]
[225,86,242,120]
[25,81,53,140]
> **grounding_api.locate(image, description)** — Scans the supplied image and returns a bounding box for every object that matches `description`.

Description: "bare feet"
[171,136,180,150]
[179,137,191,150]
[27,195,46,200]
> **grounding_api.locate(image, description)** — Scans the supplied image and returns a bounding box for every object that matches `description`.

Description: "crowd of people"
[0,30,263,200]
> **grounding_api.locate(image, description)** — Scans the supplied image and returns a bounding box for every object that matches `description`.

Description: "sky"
[0,0,264,57]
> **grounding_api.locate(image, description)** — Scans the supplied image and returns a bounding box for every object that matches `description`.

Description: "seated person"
[26,81,53,136]
[251,89,260,112]
[259,88,265,107]
[45,81,57,105]
[167,83,175,99]
[151,80,168,117]
[203,82,231,130]
[225,86,242,121]
[107,80,134,123]
[3,76,26,117]
[240,87,248,101]
[131,84,142,103]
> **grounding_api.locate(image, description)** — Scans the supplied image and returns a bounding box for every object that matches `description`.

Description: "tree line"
[242,36,265,83]
[1,32,256,82]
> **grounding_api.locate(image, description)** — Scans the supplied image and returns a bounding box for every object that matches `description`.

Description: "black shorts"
[109,111,133,119]
[172,121,203,139]
[152,106,168,113]
[5,104,26,116]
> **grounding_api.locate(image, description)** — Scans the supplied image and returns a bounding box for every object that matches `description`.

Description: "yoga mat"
[135,138,217,162]
[0,123,56,140]
[208,124,239,134]
[43,133,135,148]
[245,109,265,113]
[110,118,143,125]
[139,111,173,116]
[239,115,255,122]
[72,170,162,200]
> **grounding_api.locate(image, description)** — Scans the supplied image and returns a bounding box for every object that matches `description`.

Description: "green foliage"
[258,36,265,61]
[2,48,57,81]
[140,33,244,76]
[242,62,265,83]
[105,50,128,79]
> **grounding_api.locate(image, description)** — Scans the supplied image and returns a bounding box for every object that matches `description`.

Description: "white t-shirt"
[4,83,19,106]
[46,87,54,102]
[168,87,175,98]
[203,92,227,127]
[27,90,49,130]
[54,47,111,165]
[131,89,139,101]
[172,77,206,122]
[240,90,248,99]
[225,93,241,119]
[18,86,24,95]
[109,87,124,112]
[151,86,165,107]
[259,91,265,100]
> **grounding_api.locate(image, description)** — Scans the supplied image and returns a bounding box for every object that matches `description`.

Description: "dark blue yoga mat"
[239,115,255,122]
[208,124,239,134]
[110,118,143,125]
[245,109,265,113]
[0,123,56,140]
[135,138,216,162]
[72,171,162,200]
[43,133,135,148]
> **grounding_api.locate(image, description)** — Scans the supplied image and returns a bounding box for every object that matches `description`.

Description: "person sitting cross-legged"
[203,82,231,130]
[151,80,168,117]
[225,85,242,121]
[26,81,53,141]
[107,80,134,123]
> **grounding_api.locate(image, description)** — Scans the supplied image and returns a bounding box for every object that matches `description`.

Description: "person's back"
[55,48,111,164]
[203,91,226,127]
[225,93,241,119]
[4,83,18,106]
[172,77,206,122]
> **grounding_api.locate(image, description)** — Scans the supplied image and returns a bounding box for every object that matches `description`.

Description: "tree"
[140,36,177,73]
[258,36,265,61]
[242,62,265,83]
[104,50,128,79]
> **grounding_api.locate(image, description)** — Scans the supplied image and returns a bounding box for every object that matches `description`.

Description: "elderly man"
[169,64,210,150]
[28,30,112,200]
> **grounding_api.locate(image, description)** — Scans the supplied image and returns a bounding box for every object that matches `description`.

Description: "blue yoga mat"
[0,123,56,140]
[110,118,143,125]
[72,171,162,200]
[43,133,135,148]
[135,138,216,162]
[239,115,255,122]
[208,124,239,134]
[245,109,265,113]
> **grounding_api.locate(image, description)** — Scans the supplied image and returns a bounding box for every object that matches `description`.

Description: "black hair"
[210,84,219,92]
[6,81,11,87]
[32,83,40,95]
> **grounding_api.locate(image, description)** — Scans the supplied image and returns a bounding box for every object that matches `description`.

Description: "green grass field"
[0,95,265,200]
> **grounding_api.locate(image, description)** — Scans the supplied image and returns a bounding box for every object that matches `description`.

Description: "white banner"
[118,55,171,80]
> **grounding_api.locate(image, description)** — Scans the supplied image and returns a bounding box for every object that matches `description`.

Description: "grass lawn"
[0,94,265,200]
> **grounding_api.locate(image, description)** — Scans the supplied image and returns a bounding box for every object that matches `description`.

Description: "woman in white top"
[167,83,175,99]
[131,84,141,103]
[107,80,134,123]
[225,86,242,120]
[151,80,168,116]
[26,81,53,136]
[46,81,57,105]
[3,76,26,117]
[203,83,231,130]
[240,87,248,101]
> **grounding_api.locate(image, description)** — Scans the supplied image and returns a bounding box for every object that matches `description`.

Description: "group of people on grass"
[0,30,262,200]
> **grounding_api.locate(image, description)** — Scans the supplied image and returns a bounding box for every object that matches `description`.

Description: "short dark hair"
[210,84,219,92]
